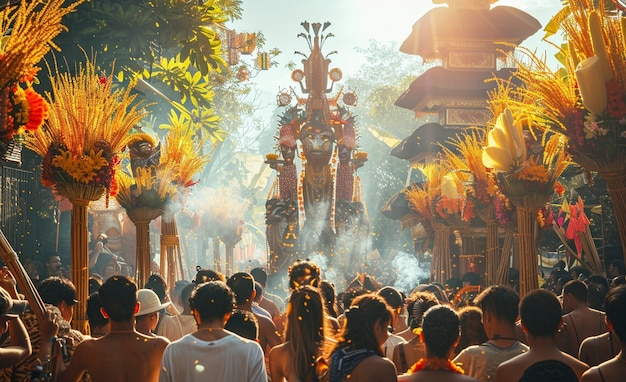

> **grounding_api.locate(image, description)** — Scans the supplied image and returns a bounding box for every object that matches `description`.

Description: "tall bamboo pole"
[517,208,539,297]
[69,199,89,333]
[135,221,152,288]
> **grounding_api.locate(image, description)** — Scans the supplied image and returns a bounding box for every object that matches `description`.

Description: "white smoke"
[392,251,429,294]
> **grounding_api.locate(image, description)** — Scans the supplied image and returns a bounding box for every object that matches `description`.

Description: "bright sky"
[229,0,563,99]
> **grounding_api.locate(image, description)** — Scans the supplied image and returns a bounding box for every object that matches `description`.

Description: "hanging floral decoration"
[24,61,146,203]
[0,0,83,143]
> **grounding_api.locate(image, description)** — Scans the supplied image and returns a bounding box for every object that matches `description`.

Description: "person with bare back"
[57,276,168,382]
[494,289,589,382]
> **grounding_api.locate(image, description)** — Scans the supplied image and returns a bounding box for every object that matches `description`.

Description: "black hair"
[587,274,610,292]
[189,281,235,323]
[319,280,338,318]
[144,274,167,302]
[334,293,392,357]
[288,259,321,290]
[99,276,137,321]
[461,272,481,286]
[37,276,77,307]
[406,291,439,329]
[181,283,196,309]
[474,285,519,324]
[225,309,259,340]
[422,305,460,358]
[226,272,255,306]
[377,286,403,311]
[249,267,268,286]
[563,279,587,302]
[86,292,109,328]
[193,267,225,284]
[520,289,562,337]
[605,285,626,342]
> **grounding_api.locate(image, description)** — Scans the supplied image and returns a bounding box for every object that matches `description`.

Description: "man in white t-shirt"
[159,281,267,382]
[454,285,528,382]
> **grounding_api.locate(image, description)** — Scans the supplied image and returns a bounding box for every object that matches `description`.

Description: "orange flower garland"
[407,358,465,374]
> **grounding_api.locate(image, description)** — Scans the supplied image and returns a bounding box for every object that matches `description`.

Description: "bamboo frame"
[0,229,46,322]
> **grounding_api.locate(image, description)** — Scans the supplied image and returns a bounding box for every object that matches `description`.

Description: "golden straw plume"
[0,0,84,88]
[161,111,212,186]
[24,60,147,157]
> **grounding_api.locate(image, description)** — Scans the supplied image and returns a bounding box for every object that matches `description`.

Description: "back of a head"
[190,281,235,323]
[181,283,196,310]
[227,272,255,306]
[86,292,109,328]
[339,293,392,356]
[377,286,403,315]
[462,272,481,286]
[562,279,587,302]
[144,274,167,302]
[587,274,609,291]
[407,291,440,329]
[605,285,626,342]
[38,276,77,307]
[456,306,488,352]
[286,285,325,343]
[421,305,460,358]
[99,276,137,322]
[225,309,259,340]
[288,259,321,289]
[520,289,562,337]
[474,285,519,324]
[254,281,263,303]
[193,267,225,284]
[249,267,268,286]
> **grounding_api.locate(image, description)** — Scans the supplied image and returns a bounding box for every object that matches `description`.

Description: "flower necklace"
[407,358,465,374]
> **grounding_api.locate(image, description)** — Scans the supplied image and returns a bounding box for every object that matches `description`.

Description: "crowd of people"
[0,257,625,381]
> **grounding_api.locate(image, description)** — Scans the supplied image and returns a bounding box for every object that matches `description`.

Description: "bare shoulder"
[581,367,603,382]
[561,350,590,375]
[359,355,397,379]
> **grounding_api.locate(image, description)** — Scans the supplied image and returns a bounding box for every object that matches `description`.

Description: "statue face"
[300,123,334,166]
[280,144,296,163]
[338,144,352,164]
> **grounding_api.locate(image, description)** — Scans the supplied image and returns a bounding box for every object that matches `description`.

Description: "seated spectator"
[559,280,607,356]
[398,305,477,382]
[159,281,267,381]
[494,289,588,382]
[453,286,528,382]
[581,285,626,382]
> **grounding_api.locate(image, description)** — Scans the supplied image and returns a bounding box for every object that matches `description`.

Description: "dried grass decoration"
[25,61,147,203]
[513,0,626,255]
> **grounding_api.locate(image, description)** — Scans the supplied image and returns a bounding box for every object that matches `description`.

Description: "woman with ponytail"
[328,293,397,382]
[269,285,331,381]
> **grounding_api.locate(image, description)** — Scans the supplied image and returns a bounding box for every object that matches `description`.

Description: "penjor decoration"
[265,22,368,280]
